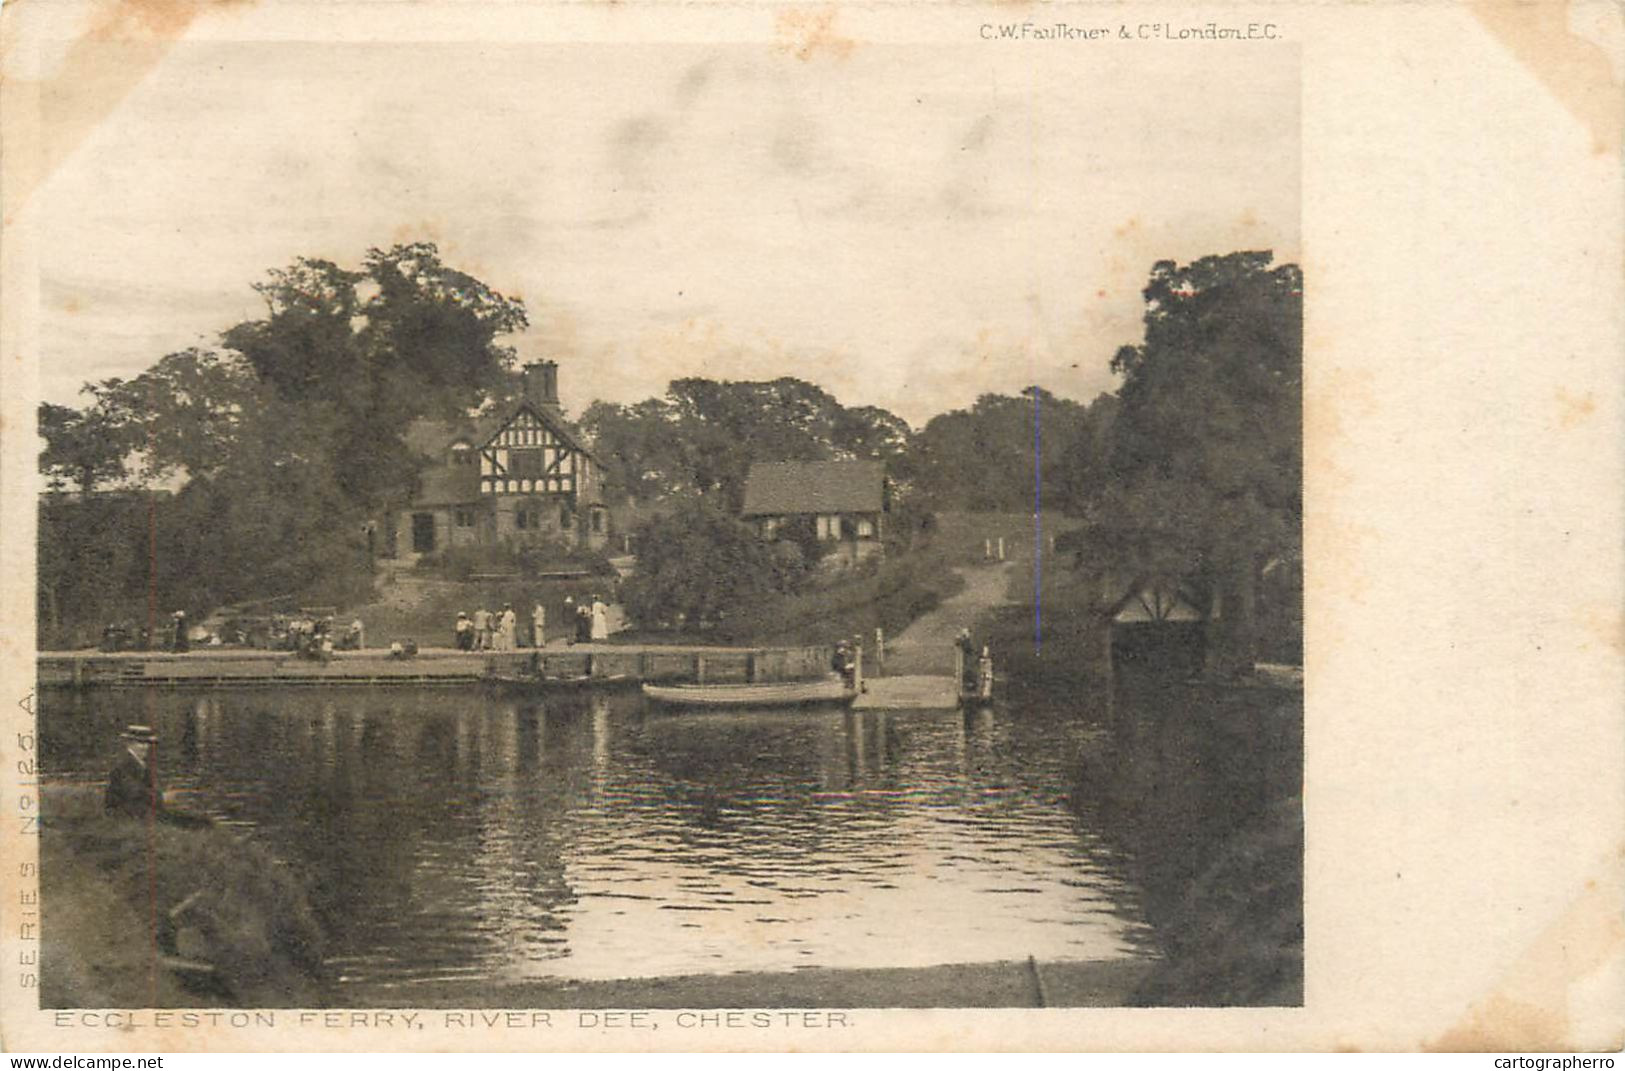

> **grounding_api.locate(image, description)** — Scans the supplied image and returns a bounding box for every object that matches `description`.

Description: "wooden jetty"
[35,644,833,690]
[852,675,962,711]
[37,642,991,711]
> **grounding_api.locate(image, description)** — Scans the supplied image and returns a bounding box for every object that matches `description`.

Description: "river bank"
[402,958,1152,1009]
[971,600,1304,1007]
[40,817,329,1008]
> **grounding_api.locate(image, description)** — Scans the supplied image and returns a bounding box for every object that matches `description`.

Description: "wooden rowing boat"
[641,679,857,708]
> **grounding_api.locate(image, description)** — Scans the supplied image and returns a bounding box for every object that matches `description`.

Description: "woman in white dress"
[497,604,517,651]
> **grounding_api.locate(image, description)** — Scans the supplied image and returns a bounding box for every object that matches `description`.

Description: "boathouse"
[740,460,888,566]
[388,361,610,561]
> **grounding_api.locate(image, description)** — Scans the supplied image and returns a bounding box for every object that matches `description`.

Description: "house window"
[455,508,476,528]
[510,449,544,479]
[761,517,781,539]
[816,514,841,541]
[450,443,474,466]
[855,517,875,538]
[590,509,604,534]
[516,508,542,530]
[560,506,574,530]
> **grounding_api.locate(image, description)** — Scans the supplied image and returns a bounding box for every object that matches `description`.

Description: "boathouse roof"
[740,460,885,516]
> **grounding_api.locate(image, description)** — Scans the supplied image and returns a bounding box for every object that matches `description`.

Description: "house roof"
[484,402,600,464]
[741,460,885,516]
[414,462,482,507]
[402,416,501,458]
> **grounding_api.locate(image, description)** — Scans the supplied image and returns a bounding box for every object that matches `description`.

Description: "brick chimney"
[522,361,560,410]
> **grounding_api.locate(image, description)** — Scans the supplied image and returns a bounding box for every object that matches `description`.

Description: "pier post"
[954,644,964,696]
[586,653,598,679]
[854,645,864,692]
[695,654,707,684]
[639,652,652,680]
[874,629,884,673]
[747,652,759,683]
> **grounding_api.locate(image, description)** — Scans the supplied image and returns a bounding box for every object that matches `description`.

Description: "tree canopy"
[910,388,1106,513]
[619,498,808,629]
[580,377,913,509]
[1062,250,1302,670]
[36,243,530,645]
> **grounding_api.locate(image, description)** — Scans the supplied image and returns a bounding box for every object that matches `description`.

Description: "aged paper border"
[2,0,1622,1052]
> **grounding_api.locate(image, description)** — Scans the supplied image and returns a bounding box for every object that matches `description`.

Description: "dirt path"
[883,563,1018,675]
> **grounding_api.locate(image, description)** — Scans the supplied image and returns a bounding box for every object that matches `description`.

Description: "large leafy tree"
[620,498,806,629]
[38,401,129,493]
[1066,251,1302,673]
[89,347,262,484]
[223,242,527,508]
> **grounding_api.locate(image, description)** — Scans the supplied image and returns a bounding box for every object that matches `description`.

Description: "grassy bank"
[41,817,328,1008]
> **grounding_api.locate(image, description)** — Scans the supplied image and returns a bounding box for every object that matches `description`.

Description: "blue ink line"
[1034,391,1042,655]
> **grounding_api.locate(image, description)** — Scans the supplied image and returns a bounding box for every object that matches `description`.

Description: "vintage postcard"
[0,0,1620,1054]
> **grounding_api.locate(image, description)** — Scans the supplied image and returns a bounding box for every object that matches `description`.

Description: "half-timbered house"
[388,361,610,560]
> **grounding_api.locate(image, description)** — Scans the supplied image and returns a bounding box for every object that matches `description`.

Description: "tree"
[1066,251,1302,675]
[38,401,129,493]
[90,348,262,484]
[620,498,806,629]
[223,242,528,509]
[911,388,1095,512]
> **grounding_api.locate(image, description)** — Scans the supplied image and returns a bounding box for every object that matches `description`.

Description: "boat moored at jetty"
[641,678,857,708]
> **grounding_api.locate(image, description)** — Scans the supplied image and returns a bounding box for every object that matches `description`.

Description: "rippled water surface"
[42,686,1153,1000]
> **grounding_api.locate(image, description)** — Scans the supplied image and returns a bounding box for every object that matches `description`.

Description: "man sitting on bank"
[104,726,209,827]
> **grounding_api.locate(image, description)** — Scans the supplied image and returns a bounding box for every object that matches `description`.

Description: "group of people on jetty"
[101,610,365,656]
[453,595,608,651]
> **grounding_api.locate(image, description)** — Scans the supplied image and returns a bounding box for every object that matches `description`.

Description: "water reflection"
[41,686,1152,999]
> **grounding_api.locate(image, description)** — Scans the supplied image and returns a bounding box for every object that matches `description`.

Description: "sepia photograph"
[23,25,1302,1016]
[5,0,1617,1056]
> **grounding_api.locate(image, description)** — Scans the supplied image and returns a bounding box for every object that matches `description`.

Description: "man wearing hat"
[105,725,162,820]
[105,726,209,826]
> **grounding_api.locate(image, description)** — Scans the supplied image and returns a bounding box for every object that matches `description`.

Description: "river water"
[40,686,1155,1002]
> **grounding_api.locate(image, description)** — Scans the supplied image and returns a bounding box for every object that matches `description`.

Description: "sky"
[34,38,1299,428]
